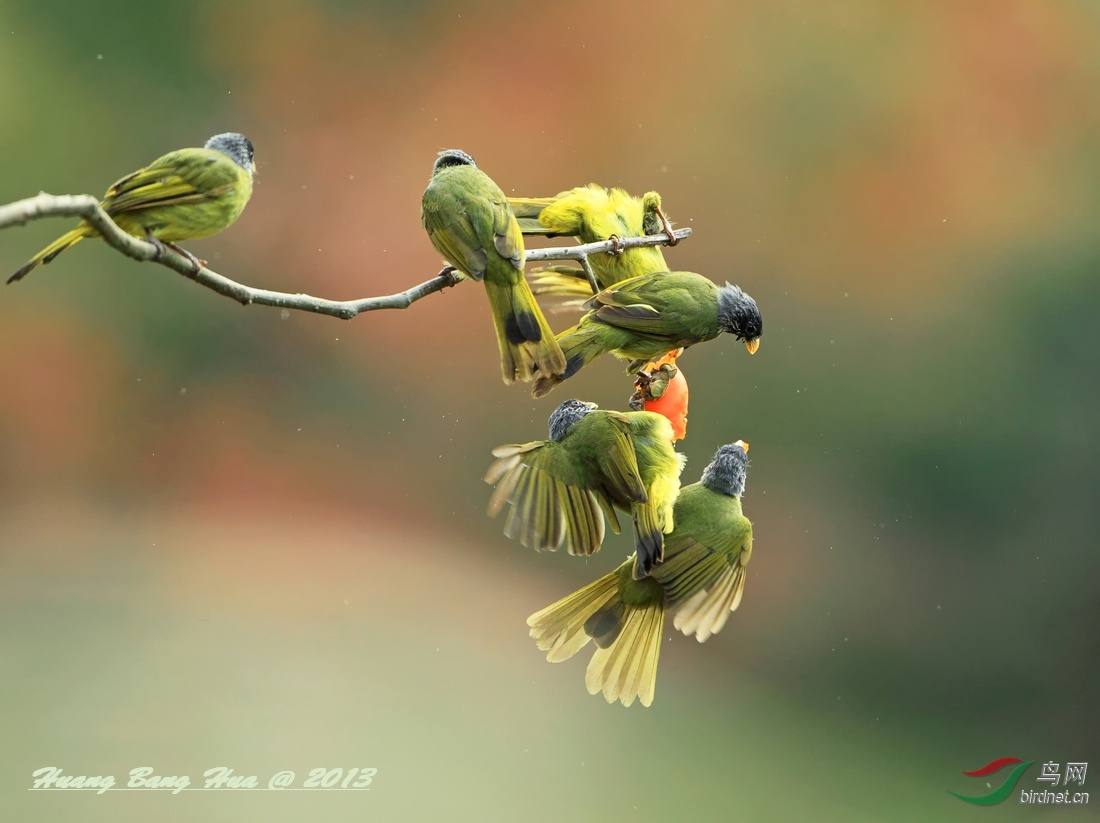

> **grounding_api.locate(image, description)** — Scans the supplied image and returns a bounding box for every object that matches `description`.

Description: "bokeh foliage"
[1,1,1097,820]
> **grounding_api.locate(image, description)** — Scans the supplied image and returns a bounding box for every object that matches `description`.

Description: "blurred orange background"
[1,1,1097,820]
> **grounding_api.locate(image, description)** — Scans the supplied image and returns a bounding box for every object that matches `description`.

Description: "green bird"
[531,271,762,398]
[527,440,754,707]
[421,149,566,385]
[9,132,255,283]
[485,398,686,579]
[508,184,676,298]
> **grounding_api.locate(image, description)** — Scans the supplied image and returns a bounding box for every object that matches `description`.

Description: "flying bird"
[485,398,685,579]
[527,440,754,707]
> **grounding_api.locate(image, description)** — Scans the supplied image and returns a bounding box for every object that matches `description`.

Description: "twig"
[524,229,692,264]
[0,192,692,319]
[577,254,600,293]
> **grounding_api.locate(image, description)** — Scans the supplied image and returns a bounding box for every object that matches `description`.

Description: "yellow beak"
[744,338,760,355]
[734,439,750,453]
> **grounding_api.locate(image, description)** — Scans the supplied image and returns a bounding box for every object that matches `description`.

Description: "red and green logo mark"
[947,757,1035,805]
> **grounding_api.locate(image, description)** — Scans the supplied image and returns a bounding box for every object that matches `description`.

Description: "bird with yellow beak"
[532,272,762,398]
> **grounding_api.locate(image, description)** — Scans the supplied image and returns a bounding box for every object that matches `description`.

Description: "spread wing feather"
[652,528,752,642]
[484,441,616,555]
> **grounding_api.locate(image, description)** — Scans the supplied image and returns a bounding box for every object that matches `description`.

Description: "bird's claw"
[145,234,204,276]
[630,369,654,410]
[144,229,168,261]
[633,362,676,406]
[606,235,624,256]
[166,242,204,275]
[654,206,679,247]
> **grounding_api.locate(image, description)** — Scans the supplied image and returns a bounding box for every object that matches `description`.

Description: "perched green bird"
[509,184,676,298]
[527,440,754,707]
[485,398,685,579]
[9,132,255,283]
[531,271,762,398]
[421,149,566,385]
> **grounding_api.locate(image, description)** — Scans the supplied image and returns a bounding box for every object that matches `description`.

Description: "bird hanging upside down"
[485,398,686,579]
[510,184,678,299]
[527,440,755,708]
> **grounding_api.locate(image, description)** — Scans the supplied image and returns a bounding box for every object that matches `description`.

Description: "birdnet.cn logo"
[946,757,1089,806]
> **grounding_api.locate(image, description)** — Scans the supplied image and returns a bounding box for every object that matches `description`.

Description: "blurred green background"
[1,1,1097,820]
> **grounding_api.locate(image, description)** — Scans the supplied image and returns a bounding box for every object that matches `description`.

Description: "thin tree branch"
[0,192,693,319]
[523,229,692,264]
[577,254,600,293]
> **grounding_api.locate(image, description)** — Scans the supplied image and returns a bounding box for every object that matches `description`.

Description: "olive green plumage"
[531,271,763,398]
[509,184,673,299]
[9,132,255,283]
[485,399,685,578]
[527,441,754,707]
[421,149,566,385]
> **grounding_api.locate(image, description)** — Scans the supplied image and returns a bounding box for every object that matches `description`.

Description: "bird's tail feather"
[514,217,557,235]
[528,561,666,707]
[584,596,664,708]
[528,266,597,302]
[8,225,92,283]
[507,197,556,221]
[483,277,565,384]
[531,321,608,398]
[507,196,575,237]
[528,569,621,663]
[631,502,664,579]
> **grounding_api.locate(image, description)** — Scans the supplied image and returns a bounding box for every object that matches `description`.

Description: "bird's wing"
[593,301,666,333]
[586,273,674,305]
[490,196,524,270]
[583,276,689,337]
[650,523,752,642]
[582,286,667,335]
[484,441,621,555]
[421,194,490,280]
[595,412,649,505]
[103,149,238,215]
